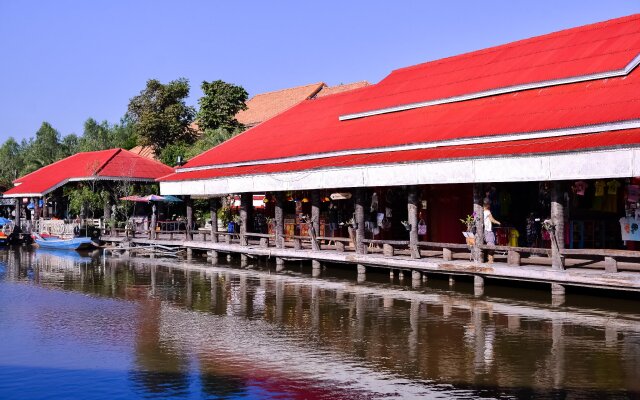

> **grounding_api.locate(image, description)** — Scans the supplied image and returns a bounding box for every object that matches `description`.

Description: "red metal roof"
[5,149,173,197]
[163,14,640,183]
[159,128,640,182]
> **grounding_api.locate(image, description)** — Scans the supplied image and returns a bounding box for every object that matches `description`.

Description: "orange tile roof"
[129,145,157,160]
[315,81,370,98]
[235,82,325,127]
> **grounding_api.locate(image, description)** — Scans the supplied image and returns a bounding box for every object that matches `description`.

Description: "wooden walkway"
[100,233,640,296]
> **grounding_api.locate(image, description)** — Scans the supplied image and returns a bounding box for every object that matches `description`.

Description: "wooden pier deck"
[100,232,640,296]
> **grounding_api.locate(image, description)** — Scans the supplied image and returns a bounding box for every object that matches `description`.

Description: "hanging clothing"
[370,192,378,212]
[483,209,493,232]
[418,219,427,235]
[509,229,520,247]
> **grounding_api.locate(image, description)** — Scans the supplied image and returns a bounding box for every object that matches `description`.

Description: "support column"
[42,197,49,218]
[14,198,21,228]
[474,275,485,297]
[103,199,111,225]
[310,190,321,251]
[185,196,193,240]
[551,283,565,306]
[312,260,321,277]
[209,198,219,243]
[551,182,566,270]
[472,184,485,263]
[275,192,284,249]
[411,270,421,288]
[240,192,252,246]
[209,198,219,263]
[149,204,157,239]
[354,188,365,254]
[33,197,40,221]
[408,186,420,259]
[276,257,285,272]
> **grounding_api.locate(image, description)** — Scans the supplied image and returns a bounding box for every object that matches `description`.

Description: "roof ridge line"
[339,52,640,121]
[247,82,325,98]
[393,14,640,75]
[93,148,121,176]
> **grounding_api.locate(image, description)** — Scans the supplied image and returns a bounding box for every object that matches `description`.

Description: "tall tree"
[0,138,24,191]
[79,118,111,152]
[127,78,196,152]
[22,122,64,173]
[197,80,248,132]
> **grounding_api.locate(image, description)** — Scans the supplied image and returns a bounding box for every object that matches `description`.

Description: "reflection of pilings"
[409,299,420,361]
[605,324,618,347]
[186,270,193,307]
[311,285,320,330]
[210,272,217,309]
[240,274,247,315]
[383,296,394,308]
[507,315,521,330]
[551,319,565,388]
[275,279,284,323]
[355,293,366,340]
[150,265,156,296]
[412,271,421,288]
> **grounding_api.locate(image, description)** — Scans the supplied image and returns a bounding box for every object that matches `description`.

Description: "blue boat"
[33,234,95,250]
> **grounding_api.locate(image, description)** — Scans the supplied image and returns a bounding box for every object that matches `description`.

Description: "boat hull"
[34,237,95,250]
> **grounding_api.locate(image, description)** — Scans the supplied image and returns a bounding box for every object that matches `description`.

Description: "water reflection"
[0,247,639,398]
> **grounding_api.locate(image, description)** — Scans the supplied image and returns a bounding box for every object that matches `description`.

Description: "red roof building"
[159,14,640,196]
[4,148,173,198]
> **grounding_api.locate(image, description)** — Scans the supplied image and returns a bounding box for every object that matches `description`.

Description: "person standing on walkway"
[483,199,501,263]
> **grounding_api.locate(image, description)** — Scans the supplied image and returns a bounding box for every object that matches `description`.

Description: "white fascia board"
[160,147,639,196]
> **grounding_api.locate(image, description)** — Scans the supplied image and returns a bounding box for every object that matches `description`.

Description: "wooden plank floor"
[100,235,640,293]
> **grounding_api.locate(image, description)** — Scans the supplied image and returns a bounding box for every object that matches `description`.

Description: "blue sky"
[1,0,639,142]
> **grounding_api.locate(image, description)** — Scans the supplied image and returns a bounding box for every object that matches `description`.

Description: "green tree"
[197,80,248,132]
[0,138,24,191]
[61,133,80,156]
[22,122,65,173]
[127,78,196,152]
[79,118,111,151]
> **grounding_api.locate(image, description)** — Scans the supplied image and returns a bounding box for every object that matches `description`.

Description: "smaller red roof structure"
[4,148,173,198]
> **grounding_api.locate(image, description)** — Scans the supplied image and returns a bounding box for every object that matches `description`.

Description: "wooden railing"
[100,227,640,274]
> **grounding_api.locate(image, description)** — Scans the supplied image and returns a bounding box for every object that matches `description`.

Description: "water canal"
[0,247,639,399]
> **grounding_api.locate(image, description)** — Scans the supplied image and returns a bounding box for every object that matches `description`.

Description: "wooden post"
[240,192,252,246]
[185,196,193,240]
[310,190,321,251]
[209,198,219,243]
[408,186,420,259]
[42,197,49,218]
[604,257,618,273]
[149,203,157,239]
[275,192,284,249]
[103,200,111,231]
[14,198,20,228]
[33,197,40,221]
[354,188,365,255]
[442,248,453,261]
[472,184,485,263]
[551,182,565,270]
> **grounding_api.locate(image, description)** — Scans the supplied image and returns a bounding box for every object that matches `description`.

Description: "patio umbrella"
[119,195,148,202]
[160,195,183,203]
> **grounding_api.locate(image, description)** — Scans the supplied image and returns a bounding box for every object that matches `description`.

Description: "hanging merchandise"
[604,180,621,213]
[370,192,379,212]
[628,185,640,203]
[593,180,606,211]
[377,212,385,227]
[417,219,427,235]
[573,181,588,196]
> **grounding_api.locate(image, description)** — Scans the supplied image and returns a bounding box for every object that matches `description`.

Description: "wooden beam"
[209,198,219,243]
[472,184,484,262]
[240,192,252,246]
[408,186,420,259]
[354,188,365,255]
[551,182,566,270]
[185,196,193,240]
[275,192,284,249]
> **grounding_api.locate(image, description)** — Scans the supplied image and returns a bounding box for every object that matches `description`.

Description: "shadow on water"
[0,246,639,399]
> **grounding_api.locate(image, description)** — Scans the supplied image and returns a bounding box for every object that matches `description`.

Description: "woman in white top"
[483,199,501,262]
